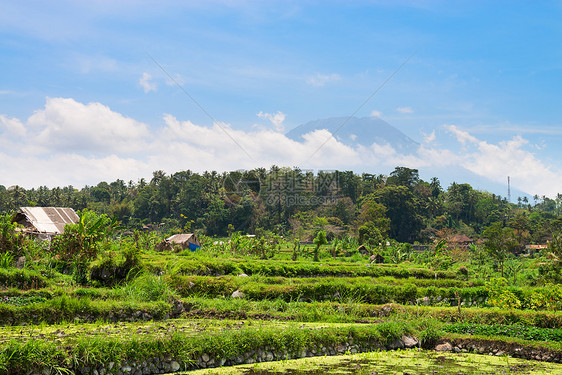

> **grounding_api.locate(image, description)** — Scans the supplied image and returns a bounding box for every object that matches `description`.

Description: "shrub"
[0,213,25,257]
[90,242,144,286]
[168,258,457,279]
[51,210,121,284]
[416,318,443,348]
[49,294,92,315]
[376,321,408,345]
[0,322,415,373]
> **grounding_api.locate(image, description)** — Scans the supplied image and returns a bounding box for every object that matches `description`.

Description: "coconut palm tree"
[313,230,327,262]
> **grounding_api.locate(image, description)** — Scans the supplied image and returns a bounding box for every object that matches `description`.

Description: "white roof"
[17,207,79,234]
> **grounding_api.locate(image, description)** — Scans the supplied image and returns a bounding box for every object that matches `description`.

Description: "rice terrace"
[1,167,562,374]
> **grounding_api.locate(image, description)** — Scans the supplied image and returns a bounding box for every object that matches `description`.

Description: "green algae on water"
[181,349,562,375]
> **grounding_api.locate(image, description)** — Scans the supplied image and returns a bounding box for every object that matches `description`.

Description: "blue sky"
[1,0,561,197]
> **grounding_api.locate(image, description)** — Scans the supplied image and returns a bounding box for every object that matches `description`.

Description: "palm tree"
[151,170,166,186]
[522,196,529,211]
[7,185,27,209]
[313,230,327,262]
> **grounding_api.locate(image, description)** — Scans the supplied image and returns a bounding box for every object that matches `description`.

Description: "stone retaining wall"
[437,338,562,363]
[29,335,562,375]
[32,336,419,375]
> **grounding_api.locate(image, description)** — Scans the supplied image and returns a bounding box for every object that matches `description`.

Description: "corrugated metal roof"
[166,233,200,246]
[17,207,80,234]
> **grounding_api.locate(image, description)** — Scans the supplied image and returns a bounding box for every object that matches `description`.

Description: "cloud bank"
[1,98,560,197]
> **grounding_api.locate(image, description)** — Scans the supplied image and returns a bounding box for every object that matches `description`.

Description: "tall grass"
[0,252,14,268]
[122,273,178,302]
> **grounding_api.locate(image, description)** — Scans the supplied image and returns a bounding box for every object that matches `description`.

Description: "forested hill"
[1,166,560,244]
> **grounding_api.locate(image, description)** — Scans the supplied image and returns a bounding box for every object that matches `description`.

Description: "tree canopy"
[1,166,560,245]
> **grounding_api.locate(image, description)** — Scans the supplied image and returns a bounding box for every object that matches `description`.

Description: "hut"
[448,234,473,249]
[12,207,80,240]
[369,253,385,264]
[356,244,371,256]
[163,233,201,252]
[525,244,548,255]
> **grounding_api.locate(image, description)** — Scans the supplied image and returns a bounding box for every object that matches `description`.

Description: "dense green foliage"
[445,323,562,342]
[1,167,561,245]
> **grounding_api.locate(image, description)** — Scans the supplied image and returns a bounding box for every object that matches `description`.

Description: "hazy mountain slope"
[285,116,419,152]
[286,116,531,198]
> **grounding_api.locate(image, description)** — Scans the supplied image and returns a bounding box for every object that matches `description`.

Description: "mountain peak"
[285,116,418,152]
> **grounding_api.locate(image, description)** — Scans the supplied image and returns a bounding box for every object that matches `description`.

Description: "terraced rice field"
[2,252,562,374]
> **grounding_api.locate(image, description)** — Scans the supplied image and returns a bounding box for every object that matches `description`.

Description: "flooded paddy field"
[184,350,562,375]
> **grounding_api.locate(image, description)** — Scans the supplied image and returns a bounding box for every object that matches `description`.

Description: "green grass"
[143,254,458,280]
[445,323,562,343]
[0,296,171,325]
[168,274,488,305]
[393,305,562,328]
[0,268,49,289]
[0,321,410,374]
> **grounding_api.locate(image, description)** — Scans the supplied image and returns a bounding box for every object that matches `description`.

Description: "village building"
[525,244,548,255]
[12,207,79,240]
[159,233,201,252]
[448,234,473,249]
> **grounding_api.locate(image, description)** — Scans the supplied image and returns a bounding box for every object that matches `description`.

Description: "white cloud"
[257,111,286,132]
[396,107,413,114]
[0,115,26,137]
[25,97,149,155]
[139,72,157,93]
[306,73,341,87]
[415,145,461,168]
[1,97,561,198]
[370,110,382,117]
[155,117,359,171]
[444,125,562,197]
[359,142,428,169]
[422,130,436,144]
[446,124,480,145]
[0,152,147,188]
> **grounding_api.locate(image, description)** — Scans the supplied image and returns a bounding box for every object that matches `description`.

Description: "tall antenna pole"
[507,176,511,203]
